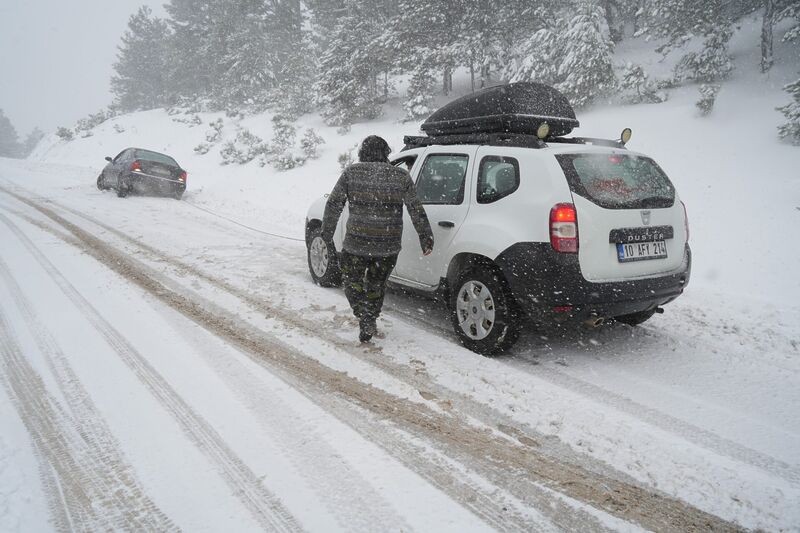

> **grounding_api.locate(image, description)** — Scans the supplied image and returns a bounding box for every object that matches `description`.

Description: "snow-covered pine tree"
[384,0,465,97]
[776,2,800,143]
[314,0,385,125]
[777,79,800,144]
[164,0,225,101]
[556,0,616,107]
[646,0,733,83]
[0,109,22,158]
[111,6,171,112]
[778,0,800,42]
[502,5,561,86]
[22,127,44,157]
[215,1,275,110]
[268,0,316,118]
[403,65,437,120]
[674,28,733,83]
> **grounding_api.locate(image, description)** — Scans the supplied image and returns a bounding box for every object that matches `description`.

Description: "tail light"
[680,200,689,242]
[550,203,578,253]
[179,171,187,182]
[130,160,141,172]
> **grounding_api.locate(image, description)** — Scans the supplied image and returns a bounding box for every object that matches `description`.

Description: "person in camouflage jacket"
[322,135,433,342]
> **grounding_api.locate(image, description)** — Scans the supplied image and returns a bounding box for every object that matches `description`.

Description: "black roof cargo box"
[421,82,579,137]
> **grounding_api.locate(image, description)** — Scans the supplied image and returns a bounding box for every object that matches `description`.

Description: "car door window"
[112,149,128,163]
[415,154,469,205]
[477,156,520,203]
[391,155,417,172]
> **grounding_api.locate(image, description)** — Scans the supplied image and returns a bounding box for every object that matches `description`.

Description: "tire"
[173,189,183,200]
[450,266,521,355]
[116,175,129,198]
[96,173,108,191]
[307,226,341,287]
[615,308,656,326]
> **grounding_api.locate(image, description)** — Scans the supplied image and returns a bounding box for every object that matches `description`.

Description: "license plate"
[616,240,667,262]
[153,167,170,176]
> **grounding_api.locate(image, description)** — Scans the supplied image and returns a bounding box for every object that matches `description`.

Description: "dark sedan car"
[97,147,187,199]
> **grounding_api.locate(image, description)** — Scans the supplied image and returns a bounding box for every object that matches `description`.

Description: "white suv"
[305,84,691,354]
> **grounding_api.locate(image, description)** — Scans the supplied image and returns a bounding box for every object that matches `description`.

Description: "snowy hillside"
[0,12,798,533]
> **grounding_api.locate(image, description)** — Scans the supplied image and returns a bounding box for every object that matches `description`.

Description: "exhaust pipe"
[583,316,605,328]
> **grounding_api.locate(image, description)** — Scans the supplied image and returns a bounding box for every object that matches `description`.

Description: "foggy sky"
[0,0,164,136]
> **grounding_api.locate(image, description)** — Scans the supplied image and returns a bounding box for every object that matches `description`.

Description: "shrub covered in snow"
[300,128,325,160]
[338,145,358,170]
[171,114,203,126]
[619,63,666,104]
[55,127,74,142]
[75,109,114,135]
[259,115,300,171]
[696,84,721,116]
[194,119,224,155]
[220,129,267,165]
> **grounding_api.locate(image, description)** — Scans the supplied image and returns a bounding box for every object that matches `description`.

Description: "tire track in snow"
[161,314,417,533]
[507,354,800,485]
[0,302,170,532]
[0,211,303,533]
[0,185,744,532]
[43,187,796,488]
[385,300,800,486]
[0,254,177,531]
[1,187,563,531]
[5,190,628,531]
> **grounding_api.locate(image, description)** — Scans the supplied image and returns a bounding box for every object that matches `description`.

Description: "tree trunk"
[470,53,475,92]
[761,0,775,73]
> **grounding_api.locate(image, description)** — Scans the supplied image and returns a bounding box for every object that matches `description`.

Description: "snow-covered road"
[0,159,798,531]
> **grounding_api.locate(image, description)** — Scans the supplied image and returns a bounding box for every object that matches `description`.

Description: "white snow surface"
[1,18,799,532]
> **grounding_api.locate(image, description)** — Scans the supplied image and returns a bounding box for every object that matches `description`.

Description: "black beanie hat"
[358,135,391,163]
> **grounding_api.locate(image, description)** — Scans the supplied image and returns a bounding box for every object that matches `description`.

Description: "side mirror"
[105,156,113,162]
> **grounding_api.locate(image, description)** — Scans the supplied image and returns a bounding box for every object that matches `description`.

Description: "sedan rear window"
[134,149,179,167]
[556,153,675,209]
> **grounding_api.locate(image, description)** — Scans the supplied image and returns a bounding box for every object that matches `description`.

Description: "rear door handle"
[438,221,455,228]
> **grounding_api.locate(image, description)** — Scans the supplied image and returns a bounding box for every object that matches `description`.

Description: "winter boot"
[359,318,377,343]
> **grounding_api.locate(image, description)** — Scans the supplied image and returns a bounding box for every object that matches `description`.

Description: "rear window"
[134,149,178,167]
[556,153,675,209]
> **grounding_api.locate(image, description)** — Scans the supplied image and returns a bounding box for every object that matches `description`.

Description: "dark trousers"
[339,251,397,322]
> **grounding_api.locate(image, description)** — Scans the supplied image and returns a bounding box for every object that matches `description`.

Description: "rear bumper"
[125,171,185,191]
[495,242,691,320]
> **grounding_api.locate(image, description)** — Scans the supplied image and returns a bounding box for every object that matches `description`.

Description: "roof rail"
[547,136,626,149]
[403,132,546,151]
[402,133,627,151]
